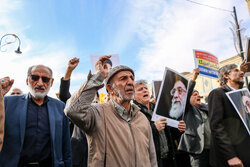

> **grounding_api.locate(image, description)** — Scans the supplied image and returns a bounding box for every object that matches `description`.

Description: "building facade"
[182,55,243,102]
[246,0,250,16]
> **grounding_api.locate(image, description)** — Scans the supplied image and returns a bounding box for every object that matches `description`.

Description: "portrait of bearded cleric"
[154,67,189,120]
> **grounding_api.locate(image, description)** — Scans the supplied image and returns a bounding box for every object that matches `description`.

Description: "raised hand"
[192,68,200,81]
[68,57,80,71]
[95,55,112,78]
[64,57,80,80]
[1,77,14,96]
[240,59,250,74]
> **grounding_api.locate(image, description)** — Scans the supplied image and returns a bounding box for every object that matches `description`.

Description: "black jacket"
[59,78,88,167]
[179,80,209,154]
[133,100,189,167]
[208,85,250,166]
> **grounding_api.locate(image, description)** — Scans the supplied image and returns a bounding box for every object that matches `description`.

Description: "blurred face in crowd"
[169,80,187,119]
[190,91,201,108]
[108,71,135,103]
[26,65,54,100]
[134,83,150,105]
[246,100,250,109]
[10,88,23,95]
[242,96,250,114]
[225,67,244,85]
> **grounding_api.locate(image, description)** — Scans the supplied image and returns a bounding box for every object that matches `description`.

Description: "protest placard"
[193,50,219,79]
[89,54,120,73]
[226,88,250,135]
[89,54,120,103]
[152,80,161,99]
[152,67,189,128]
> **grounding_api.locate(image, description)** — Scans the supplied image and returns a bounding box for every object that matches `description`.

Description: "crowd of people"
[0,55,250,167]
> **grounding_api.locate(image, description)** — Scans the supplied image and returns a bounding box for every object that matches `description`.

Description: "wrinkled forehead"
[113,70,134,79]
[192,91,199,95]
[135,83,147,90]
[229,67,240,72]
[174,80,186,90]
[31,65,51,76]
[13,88,22,92]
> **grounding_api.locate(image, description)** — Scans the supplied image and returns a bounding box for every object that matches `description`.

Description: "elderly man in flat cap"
[65,55,157,167]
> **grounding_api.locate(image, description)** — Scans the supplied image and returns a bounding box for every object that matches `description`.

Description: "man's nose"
[127,78,134,85]
[37,77,44,85]
[173,90,179,98]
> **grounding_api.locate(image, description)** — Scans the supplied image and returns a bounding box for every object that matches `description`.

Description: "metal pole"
[233,6,249,88]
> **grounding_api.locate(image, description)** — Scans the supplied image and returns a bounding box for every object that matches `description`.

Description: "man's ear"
[106,84,114,95]
[223,73,230,80]
[50,78,54,87]
[26,78,28,85]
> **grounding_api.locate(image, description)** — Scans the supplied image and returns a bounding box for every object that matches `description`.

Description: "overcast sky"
[0,0,250,98]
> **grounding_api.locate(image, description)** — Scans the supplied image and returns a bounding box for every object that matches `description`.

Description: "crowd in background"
[0,55,250,167]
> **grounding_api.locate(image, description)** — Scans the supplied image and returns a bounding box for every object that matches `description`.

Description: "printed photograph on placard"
[152,80,162,99]
[89,54,120,102]
[226,88,250,135]
[152,67,189,128]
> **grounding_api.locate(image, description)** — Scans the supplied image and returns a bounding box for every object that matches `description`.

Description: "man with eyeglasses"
[0,65,72,167]
[169,79,187,119]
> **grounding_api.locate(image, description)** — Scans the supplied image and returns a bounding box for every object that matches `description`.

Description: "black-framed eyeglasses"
[30,75,51,83]
[170,87,186,96]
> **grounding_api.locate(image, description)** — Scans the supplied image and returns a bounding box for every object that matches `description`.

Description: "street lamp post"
[0,34,22,54]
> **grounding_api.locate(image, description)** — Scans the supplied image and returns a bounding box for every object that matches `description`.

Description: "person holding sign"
[178,68,211,167]
[64,56,157,167]
[133,79,186,167]
[208,63,250,167]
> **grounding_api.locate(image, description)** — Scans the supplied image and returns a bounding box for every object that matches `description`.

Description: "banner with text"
[193,50,219,79]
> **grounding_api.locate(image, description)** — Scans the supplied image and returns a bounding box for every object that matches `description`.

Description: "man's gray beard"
[112,83,134,102]
[169,101,185,119]
[28,82,51,100]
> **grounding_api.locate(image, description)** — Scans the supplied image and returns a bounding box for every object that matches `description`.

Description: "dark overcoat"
[208,85,250,167]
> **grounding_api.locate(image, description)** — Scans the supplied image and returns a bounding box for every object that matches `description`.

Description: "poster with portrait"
[152,80,162,99]
[193,49,219,79]
[244,38,250,76]
[89,54,120,73]
[151,67,189,128]
[89,54,120,103]
[226,88,250,135]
